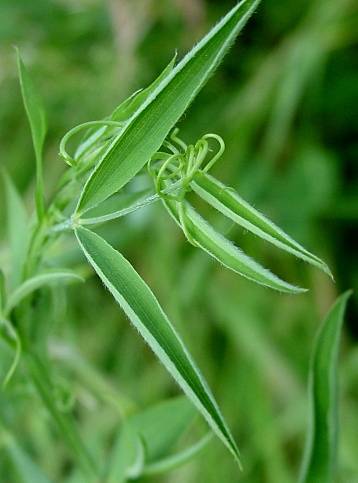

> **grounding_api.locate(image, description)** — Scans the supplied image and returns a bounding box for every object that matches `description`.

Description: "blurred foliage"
[0,0,357,481]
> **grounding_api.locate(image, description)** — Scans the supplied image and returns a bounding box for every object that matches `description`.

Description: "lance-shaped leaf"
[2,171,29,289]
[75,226,240,464]
[299,291,351,483]
[5,270,83,315]
[76,0,260,215]
[164,200,305,293]
[192,171,333,277]
[16,49,46,219]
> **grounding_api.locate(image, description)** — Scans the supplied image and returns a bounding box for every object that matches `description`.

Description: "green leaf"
[192,171,333,278]
[5,270,83,315]
[164,200,306,294]
[75,226,241,464]
[16,48,46,219]
[76,0,260,215]
[2,170,29,289]
[299,291,352,483]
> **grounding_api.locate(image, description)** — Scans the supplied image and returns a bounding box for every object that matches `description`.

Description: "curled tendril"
[201,134,225,172]
[150,129,225,198]
[149,129,225,245]
[59,120,124,167]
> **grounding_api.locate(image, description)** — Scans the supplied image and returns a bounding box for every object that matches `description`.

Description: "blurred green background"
[0,0,357,481]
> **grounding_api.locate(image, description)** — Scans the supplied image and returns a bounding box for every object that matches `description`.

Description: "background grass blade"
[299,291,352,483]
[16,49,46,220]
[5,271,83,315]
[76,0,260,214]
[2,426,53,483]
[2,171,29,289]
[75,226,241,464]
[26,352,98,478]
[164,200,305,293]
[193,171,332,277]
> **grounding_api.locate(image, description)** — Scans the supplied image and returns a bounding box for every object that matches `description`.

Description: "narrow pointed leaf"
[75,226,240,464]
[16,49,46,219]
[299,291,351,483]
[2,170,29,289]
[193,171,332,277]
[5,270,83,315]
[165,200,306,293]
[76,0,260,214]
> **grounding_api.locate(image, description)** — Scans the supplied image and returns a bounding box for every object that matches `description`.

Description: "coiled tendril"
[148,128,225,245]
[148,128,225,201]
[59,120,124,167]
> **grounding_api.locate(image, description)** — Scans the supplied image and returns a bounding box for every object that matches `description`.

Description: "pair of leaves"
[75,0,260,215]
[192,171,333,278]
[164,198,306,293]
